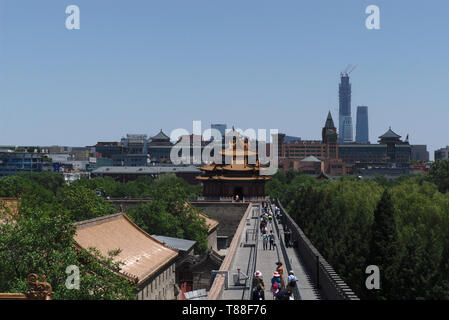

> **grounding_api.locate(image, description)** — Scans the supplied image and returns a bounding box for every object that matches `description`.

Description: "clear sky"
[1,0,448,159]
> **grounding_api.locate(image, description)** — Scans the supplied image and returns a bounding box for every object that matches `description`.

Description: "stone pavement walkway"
[269,204,321,300]
[219,202,320,300]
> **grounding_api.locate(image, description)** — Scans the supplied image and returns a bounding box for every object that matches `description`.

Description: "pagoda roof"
[220,148,258,156]
[221,164,256,171]
[150,129,170,141]
[379,127,401,139]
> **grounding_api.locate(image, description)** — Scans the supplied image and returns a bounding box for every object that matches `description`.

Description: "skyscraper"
[355,106,369,144]
[338,73,353,144]
[211,124,227,140]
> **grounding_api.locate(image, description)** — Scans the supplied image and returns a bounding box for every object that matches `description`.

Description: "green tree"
[0,206,136,299]
[429,159,449,193]
[366,190,399,300]
[56,185,116,222]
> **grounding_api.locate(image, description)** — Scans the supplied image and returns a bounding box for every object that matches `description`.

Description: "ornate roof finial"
[26,274,53,300]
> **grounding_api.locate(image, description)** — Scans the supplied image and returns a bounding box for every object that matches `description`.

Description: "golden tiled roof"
[74,213,178,285]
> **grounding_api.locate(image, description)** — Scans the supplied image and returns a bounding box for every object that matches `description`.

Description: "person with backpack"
[287,271,297,295]
[271,271,281,299]
[252,284,265,300]
[275,288,292,300]
[262,233,268,250]
[252,270,265,290]
[269,230,275,250]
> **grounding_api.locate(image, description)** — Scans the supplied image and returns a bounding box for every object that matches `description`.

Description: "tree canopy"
[0,171,205,299]
[267,169,449,300]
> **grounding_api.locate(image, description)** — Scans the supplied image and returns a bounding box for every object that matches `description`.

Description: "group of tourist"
[260,208,276,250]
[251,264,298,300]
[251,203,295,300]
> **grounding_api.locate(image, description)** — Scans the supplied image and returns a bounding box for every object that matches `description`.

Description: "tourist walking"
[275,288,292,300]
[262,233,268,250]
[284,228,291,248]
[269,230,275,250]
[287,271,298,293]
[271,271,281,299]
[252,284,265,300]
[260,220,266,233]
[252,270,265,290]
[276,262,285,289]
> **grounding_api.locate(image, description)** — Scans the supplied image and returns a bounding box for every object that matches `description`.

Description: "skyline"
[1,1,448,160]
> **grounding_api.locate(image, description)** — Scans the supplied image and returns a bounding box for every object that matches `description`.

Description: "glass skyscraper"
[356,106,369,144]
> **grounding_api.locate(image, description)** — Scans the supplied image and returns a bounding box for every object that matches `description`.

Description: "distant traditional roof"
[199,212,219,233]
[92,165,201,175]
[151,129,170,141]
[325,111,335,128]
[151,235,196,252]
[379,127,401,139]
[300,156,322,163]
[183,202,219,233]
[74,213,178,285]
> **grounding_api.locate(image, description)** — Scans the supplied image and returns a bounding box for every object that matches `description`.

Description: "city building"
[173,134,211,165]
[435,146,449,160]
[91,165,201,184]
[283,135,302,143]
[148,130,173,163]
[411,145,429,162]
[278,112,346,175]
[210,124,227,140]
[355,106,369,144]
[338,72,353,144]
[74,213,178,300]
[94,142,122,159]
[121,134,148,155]
[0,152,43,177]
[339,127,411,169]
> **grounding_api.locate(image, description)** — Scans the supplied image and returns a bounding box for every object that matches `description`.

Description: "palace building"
[278,112,347,175]
[196,132,271,199]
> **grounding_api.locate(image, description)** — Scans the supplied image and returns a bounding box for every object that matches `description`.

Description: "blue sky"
[0,0,448,158]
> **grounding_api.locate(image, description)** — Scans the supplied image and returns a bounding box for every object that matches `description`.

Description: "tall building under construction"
[338,72,353,144]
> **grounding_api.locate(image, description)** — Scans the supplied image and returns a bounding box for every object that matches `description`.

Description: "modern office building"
[355,106,369,144]
[338,73,353,144]
[211,124,227,140]
[121,134,148,155]
[411,145,429,162]
[435,146,449,160]
[94,142,122,159]
[339,127,411,168]
[0,152,43,177]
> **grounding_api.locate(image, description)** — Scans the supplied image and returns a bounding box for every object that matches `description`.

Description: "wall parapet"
[276,199,359,300]
[207,202,253,300]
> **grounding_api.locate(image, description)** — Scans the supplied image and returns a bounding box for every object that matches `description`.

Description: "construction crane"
[347,64,357,75]
[341,64,357,77]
